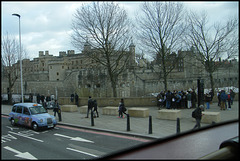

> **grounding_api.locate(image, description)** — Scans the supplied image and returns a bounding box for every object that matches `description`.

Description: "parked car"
[8,103,57,131]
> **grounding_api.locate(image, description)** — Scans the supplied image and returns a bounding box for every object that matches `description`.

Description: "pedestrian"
[53,100,62,121]
[75,93,79,106]
[171,92,177,110]
[217,90,221,106]
[186,91,192,109]
[86,96,93,118]
[70,93,74,102]
[118,98,127,118]
[209,90,214,103]
[181,91,187,108]
[37,93,40,104]
[227,93,231,110]
[92,99,99,117]
[40,94,45,105]
[157,92,161,109]
[191,89,197,108]
[157,91,165,110]
[46,94,51,109]
[230,89,235,105]
[220,90,227,110]
[176,92,181,109]
[165,90,172,109]
[205,93,212,109]
[192,105,204,129]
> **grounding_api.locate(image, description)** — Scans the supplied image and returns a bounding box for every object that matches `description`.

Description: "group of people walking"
[86,96,99,118]
[85,96,127,119]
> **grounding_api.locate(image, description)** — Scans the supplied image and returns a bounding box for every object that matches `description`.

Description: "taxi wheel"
[32,122,39,131]
[11,119,15,126]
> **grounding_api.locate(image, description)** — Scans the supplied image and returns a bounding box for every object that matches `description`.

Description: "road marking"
[6,126,19,131]
[57,125,152,142]
[4,146,37,160]
[54,133,94,143]
[66,147,98,158]
[8,131,43,142]
[1,134,17,143]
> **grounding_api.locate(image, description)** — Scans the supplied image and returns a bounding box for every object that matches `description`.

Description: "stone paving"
[1,101,238,139]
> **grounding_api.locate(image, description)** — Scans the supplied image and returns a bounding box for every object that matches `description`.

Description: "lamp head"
[12,13,20,18]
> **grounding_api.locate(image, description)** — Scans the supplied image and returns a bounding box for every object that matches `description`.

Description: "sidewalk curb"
[57,122,158,140]
[1,113,157,140]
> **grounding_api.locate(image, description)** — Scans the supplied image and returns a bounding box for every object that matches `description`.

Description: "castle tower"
[129,40,136,66]
[83,38,91,52]
[39,51,44,57]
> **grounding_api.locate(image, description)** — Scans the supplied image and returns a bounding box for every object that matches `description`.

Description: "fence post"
[149,115,152,134]
[176,117,180,134]
[127,114,130,131]
[91,111,94,126]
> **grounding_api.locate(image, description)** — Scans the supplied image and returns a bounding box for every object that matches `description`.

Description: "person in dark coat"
[53,100,62,121]
[205,93,212,109]
[192,105,204,129]
[92,99,99,118]
[70,93,74,102]
[86,96,93,118]
[37,94,40,104]
[75,93,79,106]
[118,98,127,118]
[191,89,197,108]
[165,90,172,109]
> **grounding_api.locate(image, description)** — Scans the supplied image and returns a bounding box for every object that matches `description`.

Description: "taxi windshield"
[29,106,47,115]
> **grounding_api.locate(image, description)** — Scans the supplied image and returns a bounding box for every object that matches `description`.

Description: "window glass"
[16,106,23,113]
[23,107,30,115]
[12,106,17,112]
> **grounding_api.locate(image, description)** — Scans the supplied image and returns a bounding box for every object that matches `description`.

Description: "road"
[1,115,152,160]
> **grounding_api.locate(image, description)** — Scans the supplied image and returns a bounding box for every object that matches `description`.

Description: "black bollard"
[149,115,152,134]
[127,114,130,131]
[176,117,180,134]
[91,111,94,126]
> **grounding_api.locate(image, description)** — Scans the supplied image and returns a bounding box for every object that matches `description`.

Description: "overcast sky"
[1,1,239,60]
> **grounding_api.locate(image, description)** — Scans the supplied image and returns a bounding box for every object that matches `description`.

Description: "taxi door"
[22,107,32,127]
[14,106,23,125]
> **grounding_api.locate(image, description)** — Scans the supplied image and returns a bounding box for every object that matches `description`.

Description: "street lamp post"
[12,13,24,103]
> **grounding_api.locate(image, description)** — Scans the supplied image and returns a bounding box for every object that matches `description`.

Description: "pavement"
[1,101,239,139]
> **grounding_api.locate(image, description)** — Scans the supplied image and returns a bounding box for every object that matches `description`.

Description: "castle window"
[50,66,52,69]
[62,66,64,69]
[57,72,59,75]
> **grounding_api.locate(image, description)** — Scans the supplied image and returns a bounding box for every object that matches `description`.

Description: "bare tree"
[71,2,133,97]
[186,11,238,95]
[136,2,186,91]
[1,33,19,103]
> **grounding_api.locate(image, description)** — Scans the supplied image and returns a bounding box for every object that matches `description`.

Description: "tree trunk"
[209,72,215,96]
